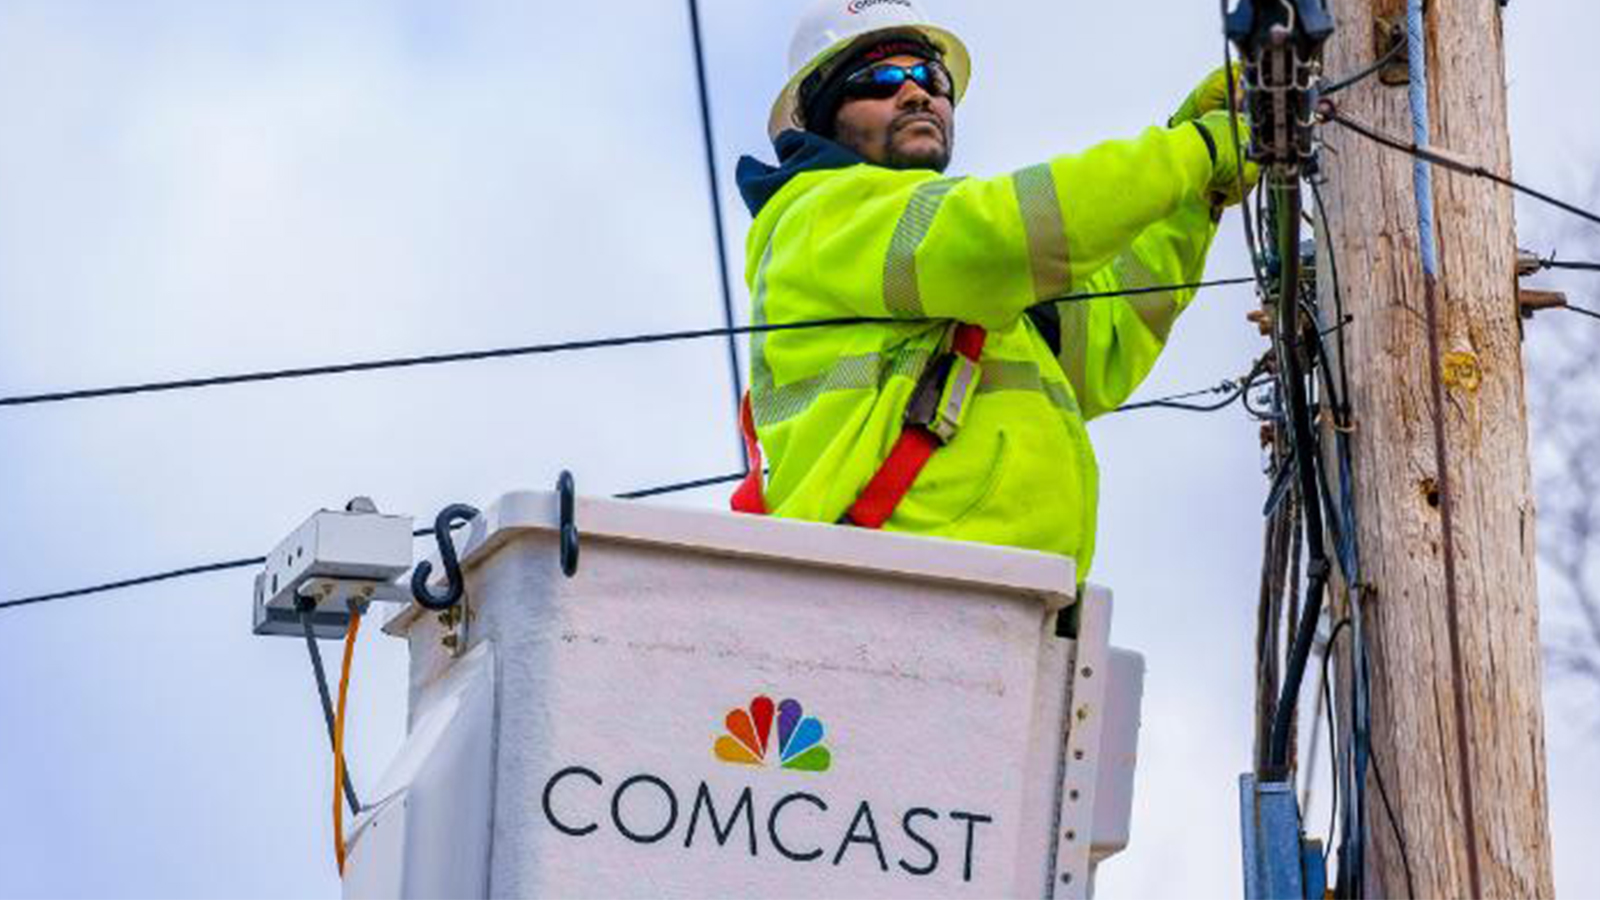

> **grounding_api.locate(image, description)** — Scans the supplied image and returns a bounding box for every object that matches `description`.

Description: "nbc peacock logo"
[713,695,832,773]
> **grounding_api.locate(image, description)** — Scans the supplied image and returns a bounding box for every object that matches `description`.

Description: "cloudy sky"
[0,1,1594,897]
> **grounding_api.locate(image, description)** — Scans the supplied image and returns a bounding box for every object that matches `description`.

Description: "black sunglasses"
[840,61,954,102]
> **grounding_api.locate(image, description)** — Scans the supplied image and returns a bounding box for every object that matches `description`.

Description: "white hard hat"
[768,0,972,140]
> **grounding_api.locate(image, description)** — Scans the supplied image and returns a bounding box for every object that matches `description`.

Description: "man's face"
[832,54,955,172]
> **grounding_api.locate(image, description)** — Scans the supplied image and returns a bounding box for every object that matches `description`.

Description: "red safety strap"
[846,323,986,528]
[731,323,987,529]
[731,393,767,515]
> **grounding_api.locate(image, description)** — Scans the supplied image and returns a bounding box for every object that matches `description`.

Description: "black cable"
[1319,618,1351,865]
[300,607,362,816]
[1564,304,1600,322]
[1307,173,1379,900]
[0,278,1254,410]
[0,556,267,611]
[1265,178,1334,778]
[1307,176,1373,897]
[0,355,1266,614]
[1370,747,1418,899]
[683,0,746,468]
[1113,381,1241,413]
[1538,258,1600,272]
[1319,38,1404,97]
[1325,107,1600,230]
[1309,179,1354,418]
[0,319,879,410]
[1221,0,1272,298]
[1113,362,1271,415]
[613,471,746,500]
[1348,611,1374,900]
[0,523,463,611]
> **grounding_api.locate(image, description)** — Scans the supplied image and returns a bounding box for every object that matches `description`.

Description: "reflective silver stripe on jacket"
[1012,164,1072,301]
[1051,252,1184,402]
[1114,251,1182,342]
[1055,299,1091,400]
[755,351,1078,429]
[751,238,934,428]
[753,349,933,427]
[883,177,965,318]
[749,241,778,401]
[976,358,1081,416]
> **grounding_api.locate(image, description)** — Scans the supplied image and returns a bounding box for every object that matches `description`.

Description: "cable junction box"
[253,507,415,639]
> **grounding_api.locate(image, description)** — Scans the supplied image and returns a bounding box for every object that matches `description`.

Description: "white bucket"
[352,491,1141,899]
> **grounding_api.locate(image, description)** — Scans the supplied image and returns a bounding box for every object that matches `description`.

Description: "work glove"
[1169,64,1244,128]
[1192,109,1260,210]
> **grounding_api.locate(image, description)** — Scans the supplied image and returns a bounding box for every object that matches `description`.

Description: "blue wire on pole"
[684,0,748,468]
[1406,0,1439,278]
[1404,3,1483,893]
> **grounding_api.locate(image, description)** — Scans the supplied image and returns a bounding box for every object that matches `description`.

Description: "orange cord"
[333,609,362,876]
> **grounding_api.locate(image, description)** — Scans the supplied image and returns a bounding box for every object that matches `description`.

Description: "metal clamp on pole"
[1226,0,1334,172]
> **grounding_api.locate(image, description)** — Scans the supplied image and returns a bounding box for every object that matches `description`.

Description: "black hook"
[558,471,579,578]
[411,503,480,610]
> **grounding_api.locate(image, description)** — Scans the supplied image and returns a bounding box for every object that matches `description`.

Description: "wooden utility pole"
[1316,0,1555,896]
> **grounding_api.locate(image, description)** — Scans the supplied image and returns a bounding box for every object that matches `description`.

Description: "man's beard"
[836,112,953,172]
[881,115,953,172]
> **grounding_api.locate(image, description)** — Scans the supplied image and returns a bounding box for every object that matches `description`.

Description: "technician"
[732,0,1257,578]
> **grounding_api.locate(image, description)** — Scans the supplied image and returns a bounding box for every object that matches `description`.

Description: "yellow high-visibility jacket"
[734,127,1220,578]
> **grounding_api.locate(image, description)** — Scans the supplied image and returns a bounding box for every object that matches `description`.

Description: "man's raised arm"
[764,110,1246,332]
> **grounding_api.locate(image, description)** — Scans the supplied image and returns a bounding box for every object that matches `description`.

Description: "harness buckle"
[905,349,982,445]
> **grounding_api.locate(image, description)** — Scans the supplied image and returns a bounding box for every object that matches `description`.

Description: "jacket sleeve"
[772,124,1216,332]
[1034,192,1220,420]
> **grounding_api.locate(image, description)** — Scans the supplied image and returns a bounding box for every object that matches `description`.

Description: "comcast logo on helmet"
[713,695,832,772]
[847,0,912,14]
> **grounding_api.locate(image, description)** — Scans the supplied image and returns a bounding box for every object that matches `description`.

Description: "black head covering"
[796,32,946,139]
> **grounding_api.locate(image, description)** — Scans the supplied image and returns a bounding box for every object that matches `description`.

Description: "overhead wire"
[1114,358,1271,414]
[613,471,746,500]
[1563,304,1600,322]
[1323,105,1600,230]
[0,520,481,611]
[0,278,1254,411]
[683,0,746,467]
[1535,257,1600,272]
[1,358,1265,615]
[1111,381,1251,414]
[0,556,271,611]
